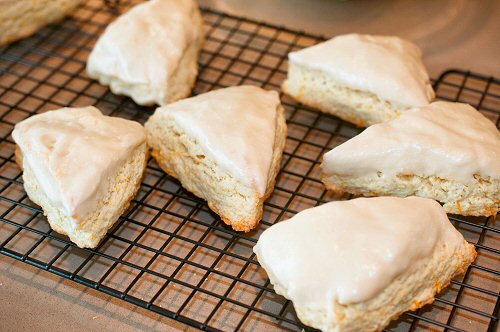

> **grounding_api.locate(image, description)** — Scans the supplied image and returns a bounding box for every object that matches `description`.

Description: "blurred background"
[199,0,500,77]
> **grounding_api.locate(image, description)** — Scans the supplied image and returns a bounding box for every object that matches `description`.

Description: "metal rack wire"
[0,1,498,331]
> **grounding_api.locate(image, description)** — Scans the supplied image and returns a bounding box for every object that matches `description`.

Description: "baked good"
[0,0,84,46]
[282,33,434,127]
[12,106,148,248]
[254,196,476,332]
[145,85,287,231]
[86,0,204,106]
[322,101,500,216]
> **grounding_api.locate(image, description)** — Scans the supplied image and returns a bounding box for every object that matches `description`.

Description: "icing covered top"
[254,196,464,308]
[288,33,434,107]
[87,0,201,105]
[12,106,146,219]
[155,85,280,195]
[322,101,500,183]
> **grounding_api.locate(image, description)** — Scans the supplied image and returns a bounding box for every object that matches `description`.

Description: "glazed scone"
[282,34,434,127]
[322,101,500,216]
[86,0,204,106]
[254,196,476,332]
[0,0,84,46]
[145,86,287,231]
[12,106,148,248]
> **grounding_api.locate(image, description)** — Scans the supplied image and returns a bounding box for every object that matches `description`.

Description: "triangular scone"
[282,34,434,127]
[87,0,204,106]
[254,197,476,332]
[12,107,148,248]
[322,101,500,216]
[145,86,287,231]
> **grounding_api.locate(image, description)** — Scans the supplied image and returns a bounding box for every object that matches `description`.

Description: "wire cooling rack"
[0,1,499,331]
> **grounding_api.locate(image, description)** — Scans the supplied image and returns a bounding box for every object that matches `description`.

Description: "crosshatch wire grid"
[0,1,499,331]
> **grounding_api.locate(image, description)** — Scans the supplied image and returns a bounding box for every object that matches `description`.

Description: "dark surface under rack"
[0,1,499,331]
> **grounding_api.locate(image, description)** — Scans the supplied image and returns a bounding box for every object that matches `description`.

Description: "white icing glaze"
[86,0,200,105]
[254,196,463,309]
[12,106,146,219]
[322,101,500,183]
[289,33,434,107]
[158,85,280,195]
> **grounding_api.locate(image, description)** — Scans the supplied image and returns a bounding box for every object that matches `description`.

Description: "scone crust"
[146,105,287,232]
[322,173,499,217]
[282,63,404,127]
